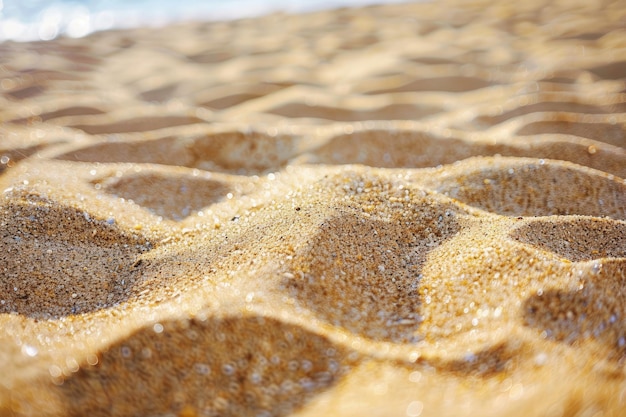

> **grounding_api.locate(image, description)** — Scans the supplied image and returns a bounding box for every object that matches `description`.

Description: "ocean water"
[0,0,416,42]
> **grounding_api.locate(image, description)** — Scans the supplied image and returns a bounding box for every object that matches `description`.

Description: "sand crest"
[1,0,625,416]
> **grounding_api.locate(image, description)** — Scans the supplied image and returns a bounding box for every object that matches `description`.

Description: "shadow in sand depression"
[54,131,301,175]
[522,259,626,360]
[513,218,626,360]
[0,191,151,318]
[281,198,462,344]
[308,129,490,168]
[96,171,233,222]
[52,314,359,417]
[510,217,626,262]
[429,158,626,219]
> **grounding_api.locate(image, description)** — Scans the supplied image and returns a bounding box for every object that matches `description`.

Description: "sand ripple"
[1,0,625,416]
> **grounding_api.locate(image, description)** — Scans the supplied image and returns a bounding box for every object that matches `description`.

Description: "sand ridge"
[0,0,626,416]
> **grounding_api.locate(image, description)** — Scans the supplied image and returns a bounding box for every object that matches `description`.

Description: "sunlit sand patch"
[1,0,626,415]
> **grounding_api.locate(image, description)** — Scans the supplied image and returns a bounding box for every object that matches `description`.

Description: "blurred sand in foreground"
[0,0,625,416]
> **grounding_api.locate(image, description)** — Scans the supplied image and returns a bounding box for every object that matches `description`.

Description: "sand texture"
[1,0,626,415]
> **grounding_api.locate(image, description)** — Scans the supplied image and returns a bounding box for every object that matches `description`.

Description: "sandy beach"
[1,0,625,415]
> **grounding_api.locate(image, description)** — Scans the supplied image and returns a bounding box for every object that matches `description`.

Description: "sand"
[0,0,625,415]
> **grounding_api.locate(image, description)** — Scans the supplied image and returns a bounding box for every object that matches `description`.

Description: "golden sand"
[1,0,625,416]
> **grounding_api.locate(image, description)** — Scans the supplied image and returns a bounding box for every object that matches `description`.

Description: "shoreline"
[0,0,418,43]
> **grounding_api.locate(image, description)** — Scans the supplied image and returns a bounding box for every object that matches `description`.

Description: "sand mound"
[1,0,626,416]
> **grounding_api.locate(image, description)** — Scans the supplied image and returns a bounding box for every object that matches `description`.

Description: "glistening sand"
[0,0,625,416]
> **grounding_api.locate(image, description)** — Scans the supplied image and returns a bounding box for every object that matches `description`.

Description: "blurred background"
[0,0,418,42]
